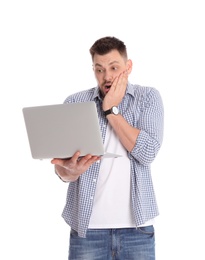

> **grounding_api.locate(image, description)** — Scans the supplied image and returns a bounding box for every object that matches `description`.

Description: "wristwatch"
[104,106,119,117]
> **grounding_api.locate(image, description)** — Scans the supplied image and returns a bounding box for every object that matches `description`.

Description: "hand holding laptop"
[51,151,101,182]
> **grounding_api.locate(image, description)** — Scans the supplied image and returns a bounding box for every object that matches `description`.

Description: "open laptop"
[22,101,121,159]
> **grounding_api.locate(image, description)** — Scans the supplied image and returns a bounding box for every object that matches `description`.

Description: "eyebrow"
[94,61,120,68]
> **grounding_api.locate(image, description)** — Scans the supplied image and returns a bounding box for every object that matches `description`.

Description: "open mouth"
[105,85,111,89]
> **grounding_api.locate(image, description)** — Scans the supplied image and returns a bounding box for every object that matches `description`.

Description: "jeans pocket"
[137,225,155,235]
[70,228,79,237]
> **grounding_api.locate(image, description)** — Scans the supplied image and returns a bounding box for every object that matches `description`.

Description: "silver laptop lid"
[22,101,106,159]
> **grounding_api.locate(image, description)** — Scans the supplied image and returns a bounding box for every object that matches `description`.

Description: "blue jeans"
[68,226,155,260]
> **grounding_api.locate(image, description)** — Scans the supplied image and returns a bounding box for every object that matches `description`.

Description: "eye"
[112,66,118,71]
[95,68,104,73]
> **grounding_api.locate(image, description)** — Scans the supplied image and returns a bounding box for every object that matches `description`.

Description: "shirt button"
[93,179,97,182]
[90,196,94,200]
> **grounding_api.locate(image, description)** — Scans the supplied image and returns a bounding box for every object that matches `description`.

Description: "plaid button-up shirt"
[61,82,164,238]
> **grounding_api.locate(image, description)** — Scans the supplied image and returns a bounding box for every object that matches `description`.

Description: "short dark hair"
[89,36,127,61]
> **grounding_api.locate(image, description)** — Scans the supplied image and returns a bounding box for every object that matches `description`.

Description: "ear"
[126,59,133,74]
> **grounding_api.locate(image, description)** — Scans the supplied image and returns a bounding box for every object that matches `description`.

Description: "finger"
[51,151,81,165]
[111,75,120,89]
[78,154,92,164]
[118,71,127,83]
[116,71,128,91]
[122,70,129,81]
[78,155,99,167]
[84,156,101,166]
[51,158,64,165]
[70,151,81,163]
[112,72,125,91]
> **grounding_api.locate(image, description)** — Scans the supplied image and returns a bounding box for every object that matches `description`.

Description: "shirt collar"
[126,82,135,97]
[92,87,101,101]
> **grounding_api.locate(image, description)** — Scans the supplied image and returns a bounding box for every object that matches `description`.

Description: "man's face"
[92,49,131,98]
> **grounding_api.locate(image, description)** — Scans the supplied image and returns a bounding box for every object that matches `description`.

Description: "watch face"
[112,106,119,115]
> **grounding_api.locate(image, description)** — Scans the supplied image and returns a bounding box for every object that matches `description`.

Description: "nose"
[103,70,113,82]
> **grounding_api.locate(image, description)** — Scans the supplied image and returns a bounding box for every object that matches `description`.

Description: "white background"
[1,0,205,259]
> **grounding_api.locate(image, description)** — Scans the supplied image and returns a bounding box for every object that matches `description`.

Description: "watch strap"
[104,108,112,117]
[104,106,119,116]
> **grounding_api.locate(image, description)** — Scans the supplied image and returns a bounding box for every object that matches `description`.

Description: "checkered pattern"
[61,82,164,238]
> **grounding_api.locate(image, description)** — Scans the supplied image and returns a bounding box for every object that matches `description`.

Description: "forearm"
[130,130,162,165]
[106,114,140,152]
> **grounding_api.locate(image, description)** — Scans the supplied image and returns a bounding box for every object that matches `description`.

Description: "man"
[51,36,164,260]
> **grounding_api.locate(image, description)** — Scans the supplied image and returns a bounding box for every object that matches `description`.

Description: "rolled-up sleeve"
[130,88,164,165]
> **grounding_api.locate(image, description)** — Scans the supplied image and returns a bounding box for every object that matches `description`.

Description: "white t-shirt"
[89,124,155,228]
[89,124,136,228]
